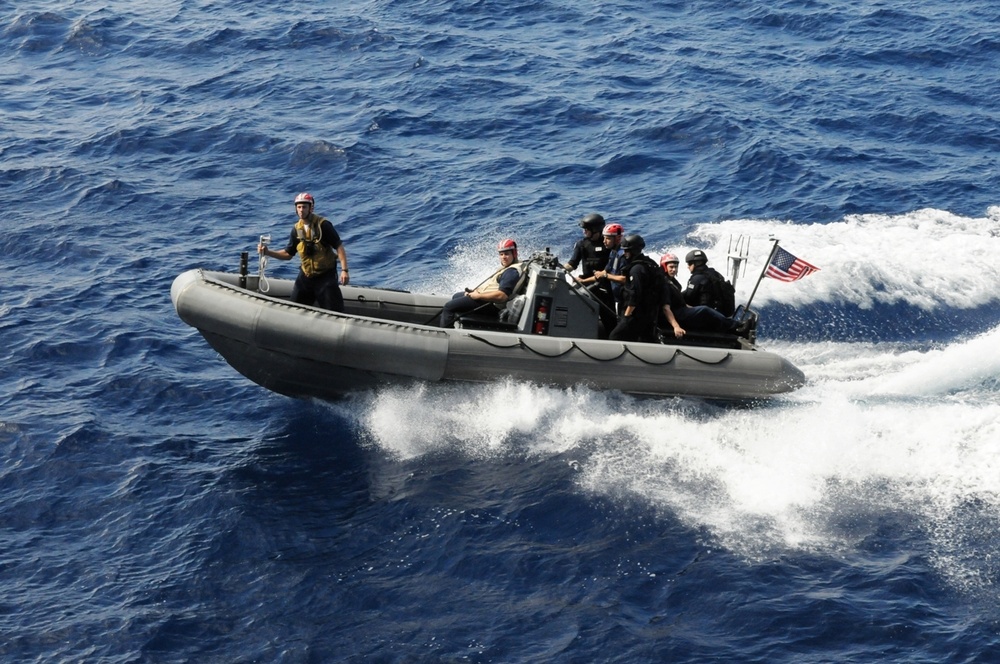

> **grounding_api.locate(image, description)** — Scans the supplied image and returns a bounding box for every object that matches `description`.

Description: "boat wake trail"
[340,207,1000,592]
[345,321,1000,595]
[861,325,1000,397]
[683,207,1000,313]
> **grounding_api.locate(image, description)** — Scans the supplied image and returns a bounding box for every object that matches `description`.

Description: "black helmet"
[685,249,707,264]
[578,212,605,232]
[621,234,645,252]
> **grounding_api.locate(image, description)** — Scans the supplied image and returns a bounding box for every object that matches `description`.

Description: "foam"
[347,325,1000,586]
[676,207,1000,309]
[363,210,1000,586]
[423,207,1000,312]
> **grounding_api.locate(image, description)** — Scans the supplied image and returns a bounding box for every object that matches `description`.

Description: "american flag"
[765,246,819,282]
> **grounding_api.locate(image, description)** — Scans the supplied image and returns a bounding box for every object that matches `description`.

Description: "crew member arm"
[562,240,585,272]
[258,228,299,260]
[337,244,350,285]
[468,267,519,304]
[259,246,293,260]
[469,289,509,304]
[621,268,643,311]
[320,221,350,284]
[661,280,687,337]
[661,305,685,337]
[594,268,625,284]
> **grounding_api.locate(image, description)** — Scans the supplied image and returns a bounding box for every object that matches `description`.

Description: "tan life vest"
[294,214,338,277]
[473,262,524,297]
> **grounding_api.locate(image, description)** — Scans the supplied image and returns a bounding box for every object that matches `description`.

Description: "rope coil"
[257,251,271,293]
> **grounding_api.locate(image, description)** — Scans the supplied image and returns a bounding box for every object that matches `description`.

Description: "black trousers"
[609,313,657,343]
[291,269,344,312]
[440,293,497,328]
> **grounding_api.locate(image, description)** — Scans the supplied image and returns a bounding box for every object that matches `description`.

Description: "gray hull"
[171,269,805,400]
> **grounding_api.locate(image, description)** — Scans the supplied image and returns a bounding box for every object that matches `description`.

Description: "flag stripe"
[765,246,819,282]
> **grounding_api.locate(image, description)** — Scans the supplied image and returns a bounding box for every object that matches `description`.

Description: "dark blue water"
[4,1,1000,661]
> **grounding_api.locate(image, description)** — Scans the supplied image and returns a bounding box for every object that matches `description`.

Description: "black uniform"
[668,272,742,335]
[565,237,609,279]
[683,264,728,313]
[609,255,662,343]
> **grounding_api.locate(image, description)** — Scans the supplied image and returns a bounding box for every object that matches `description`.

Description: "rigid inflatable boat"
[170,251,805,401]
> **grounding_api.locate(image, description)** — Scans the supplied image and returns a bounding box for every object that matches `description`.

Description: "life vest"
[294,214,338,277]
[604,249,626,302]
[686,265,735,315]
[473,262,525,298]
[581,241,609,277]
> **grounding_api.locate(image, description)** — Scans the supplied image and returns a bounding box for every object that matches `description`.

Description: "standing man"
[258,192,350,312]
[609,234,677,343]
[593,222,627,315]
[591,222,627,336]
[565,213,614,337]
[562,213,609,279]
[440,239,524,328]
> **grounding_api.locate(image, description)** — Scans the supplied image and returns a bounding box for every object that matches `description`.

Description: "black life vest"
[580,241,609,277]
[624,255,664,315]
[706,267,736,316]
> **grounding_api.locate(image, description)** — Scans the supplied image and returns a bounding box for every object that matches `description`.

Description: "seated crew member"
[609,234,680,343]
[258,192,349,312]
[440,239,524,328]
[656,252,688,339]
[660,253,750,337]
[682,249,732,314]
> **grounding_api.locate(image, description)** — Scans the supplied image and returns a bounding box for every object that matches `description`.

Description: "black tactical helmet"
[621,234,646,252]
[685,249,707,264]
[578,213,606,232]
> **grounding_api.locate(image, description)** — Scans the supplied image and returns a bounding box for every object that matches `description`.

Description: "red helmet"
[602,223,624,237]
[497,238,518,258]
[660,253,680,270]
[294,192,315,207]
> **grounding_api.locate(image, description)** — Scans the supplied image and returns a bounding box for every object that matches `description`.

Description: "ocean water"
[3,0,1000,661]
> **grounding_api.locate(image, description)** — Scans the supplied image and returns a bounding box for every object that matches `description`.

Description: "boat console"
[457,250,601,338]
[458,249,755,349]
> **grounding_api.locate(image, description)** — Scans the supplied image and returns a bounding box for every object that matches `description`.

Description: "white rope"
[257,235,272,293]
